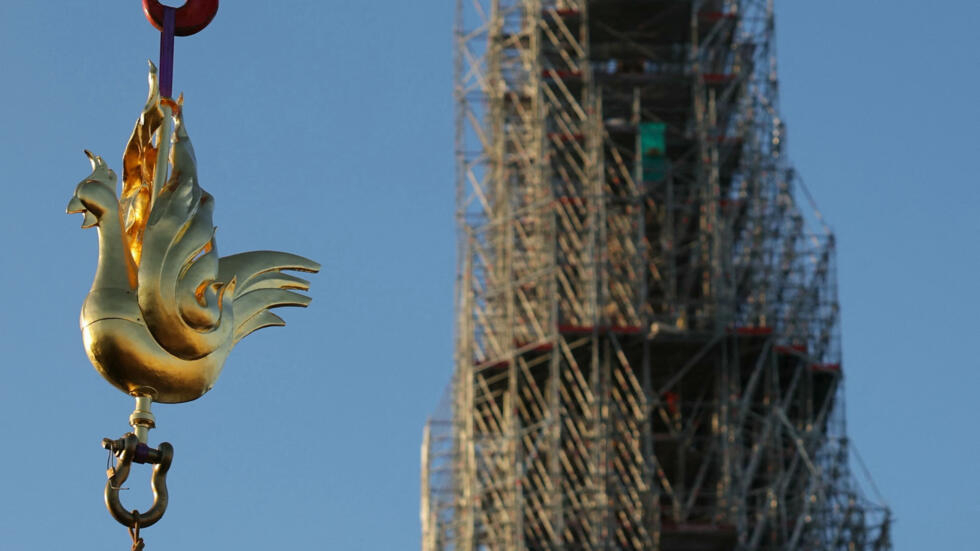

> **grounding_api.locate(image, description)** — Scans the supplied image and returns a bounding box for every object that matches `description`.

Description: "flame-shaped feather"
[120,62,165,268]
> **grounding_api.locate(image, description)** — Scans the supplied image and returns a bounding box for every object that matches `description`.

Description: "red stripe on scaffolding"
[515,341,555,353]
[549,8,579,17]
[703,73,735,84]
[775,344,808,355]
[558,325,643,335]
[729,326,773,336]
[809,363,841,373]
[475,358,509,370]
[699,11,738,22]
[543,69,583,79]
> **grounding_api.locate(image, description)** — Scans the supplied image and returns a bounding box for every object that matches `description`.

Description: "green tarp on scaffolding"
[640,122,666,156]
[640,122,667,182]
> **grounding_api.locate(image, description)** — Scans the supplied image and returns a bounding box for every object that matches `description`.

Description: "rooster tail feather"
[234,311,286,343]
[231,289,312,344]
[218,251,320,296]
[239,272,311,292]
[218,251,318,343]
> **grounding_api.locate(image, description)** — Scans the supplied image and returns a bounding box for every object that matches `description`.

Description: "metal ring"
[142,0,219,37]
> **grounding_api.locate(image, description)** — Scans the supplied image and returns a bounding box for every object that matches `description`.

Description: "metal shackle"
[103,434,175,529]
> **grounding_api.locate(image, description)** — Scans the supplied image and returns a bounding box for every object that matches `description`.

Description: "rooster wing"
[138,108,234,360]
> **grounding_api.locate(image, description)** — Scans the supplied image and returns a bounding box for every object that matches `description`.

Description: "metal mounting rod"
[129,395,156,444]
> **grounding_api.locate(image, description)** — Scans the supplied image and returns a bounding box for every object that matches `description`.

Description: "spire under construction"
[422,1,891,549]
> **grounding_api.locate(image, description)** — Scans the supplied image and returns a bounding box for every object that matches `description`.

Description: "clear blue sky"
[0,1,975,549]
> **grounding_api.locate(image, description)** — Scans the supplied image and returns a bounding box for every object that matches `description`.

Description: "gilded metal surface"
[69,63,320,403]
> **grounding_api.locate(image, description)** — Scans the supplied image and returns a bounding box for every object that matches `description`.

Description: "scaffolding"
[422,1,891,549]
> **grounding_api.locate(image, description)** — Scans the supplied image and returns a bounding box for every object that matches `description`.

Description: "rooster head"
[67,150,119,229]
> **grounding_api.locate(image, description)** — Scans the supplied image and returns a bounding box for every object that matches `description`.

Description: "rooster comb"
[83,149,117,184]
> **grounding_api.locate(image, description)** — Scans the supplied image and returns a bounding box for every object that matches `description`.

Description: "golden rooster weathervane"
[67,2,318,547]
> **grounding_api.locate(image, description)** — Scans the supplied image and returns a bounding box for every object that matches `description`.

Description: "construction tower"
[422,1,891,549]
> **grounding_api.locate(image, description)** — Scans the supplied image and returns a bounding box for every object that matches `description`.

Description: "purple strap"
[159,7,176,98]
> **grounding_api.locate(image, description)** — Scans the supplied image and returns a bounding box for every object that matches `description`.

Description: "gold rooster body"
[68,64,319,403]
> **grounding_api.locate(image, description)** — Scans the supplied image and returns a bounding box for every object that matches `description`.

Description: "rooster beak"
[67,196,98,228]
[66,195,83,214]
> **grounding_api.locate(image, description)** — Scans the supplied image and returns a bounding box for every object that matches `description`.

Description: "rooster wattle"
[68,64,319,403]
